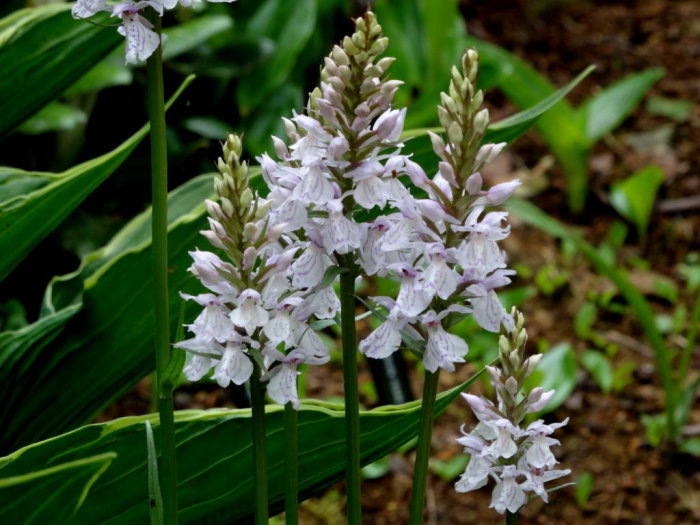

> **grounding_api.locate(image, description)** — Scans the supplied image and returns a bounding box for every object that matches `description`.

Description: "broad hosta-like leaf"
[0,4,120,136]
[0,76,193,283]
[0,375,478,524]
[0,453,116,525]
[0,172,213,453]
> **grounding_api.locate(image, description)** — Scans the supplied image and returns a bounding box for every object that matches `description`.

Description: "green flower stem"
[408,369,440,525]
[339,265,361,524]
[506,510,518,525]
[284,402,298,525]
[250,364,269,525]
[145,10,178,525]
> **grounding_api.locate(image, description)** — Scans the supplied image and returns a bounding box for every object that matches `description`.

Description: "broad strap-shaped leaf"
[0,376,478,524]
[580,68,664,143]
[0,453,116,525]
[465,36,591,212]
[0,172,213,453]
[0,76,194,282]
[0,4,120,136]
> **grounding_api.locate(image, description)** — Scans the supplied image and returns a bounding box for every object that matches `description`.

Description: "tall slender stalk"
[284,402,299,525]
[339,265,361,524]
[250,364,269,525]
[408,370,440,525]
[145,10,177,525]
[506,510,518,525]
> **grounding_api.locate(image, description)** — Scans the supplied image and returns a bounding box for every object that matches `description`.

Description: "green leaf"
[466,36,591,212]
[574,302,597,340]
[236,0,317,114]
[0,376,478,524]
[64,59,133,97]
[609,165,665,238]
[162,14,233,61]
[0,75,194,283]
[646,96,693,122]
[431,455,468,482]
[580,350,613,394]
[144,422,163,525]
[485,65,595,145]
[400,64,593,169]
[641,413,667,447]
[0,4,121,136]
[581,68,664,143]
[574,472,594,508]
[0,171,212,453]
[0,453,116,524]
[16,102,86,135]
[509,198,675,433]
[374,0,468,127]
[525,343,577,414]
[679,437,700,457]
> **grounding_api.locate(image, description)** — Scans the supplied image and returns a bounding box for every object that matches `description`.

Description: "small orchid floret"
[229,289,269,335]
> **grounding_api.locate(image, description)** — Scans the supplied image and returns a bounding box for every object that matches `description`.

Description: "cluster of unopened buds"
[72,0,235,64]
[456,309,570,513]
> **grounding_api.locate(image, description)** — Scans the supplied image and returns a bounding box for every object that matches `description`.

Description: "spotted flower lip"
[72,0,237,64]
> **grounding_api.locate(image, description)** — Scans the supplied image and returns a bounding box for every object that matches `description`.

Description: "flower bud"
[242,246,257,270]
[221,197,234,217]
[240,188,253,209]
[473,108,489,135]
[437,106,452,130]
[342,35,359,55]
[254,200,271,220]
[352,30,366,50]
[200,229,226,250]
[523,354,542,377]
[428,131,446,157]
[486,180,521,205]
[376,56,395,72]
[206,199,223,221]
[505,376,519,396]
[369,37,388,56]
[466,172,483,196]
[271,136,289,160]
[331,45,349,66]
[242,222,258,243]
[447,121,463,146]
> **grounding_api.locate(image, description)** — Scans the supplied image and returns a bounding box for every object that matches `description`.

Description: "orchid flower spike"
[455,309,571,514]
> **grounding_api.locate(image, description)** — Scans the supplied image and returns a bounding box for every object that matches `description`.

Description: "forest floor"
[99,1,700,523]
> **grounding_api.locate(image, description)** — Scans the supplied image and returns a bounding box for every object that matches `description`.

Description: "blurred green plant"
[510,199,700,452]
[609,165,665,239]
[469,38,663,214]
